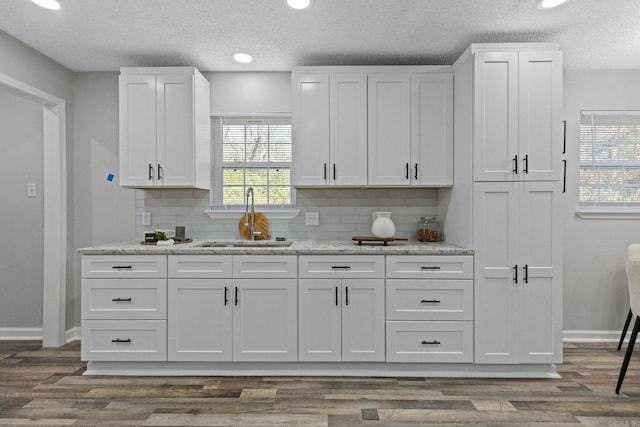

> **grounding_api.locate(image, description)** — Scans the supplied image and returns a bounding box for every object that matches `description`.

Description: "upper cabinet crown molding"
[119,66,211,189]
[292,66,453,188]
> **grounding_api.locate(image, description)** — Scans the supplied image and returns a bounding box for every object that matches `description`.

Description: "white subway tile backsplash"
[135,188,440,240]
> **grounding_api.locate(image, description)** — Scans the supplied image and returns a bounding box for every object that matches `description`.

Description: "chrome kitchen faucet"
[244,187,261,240]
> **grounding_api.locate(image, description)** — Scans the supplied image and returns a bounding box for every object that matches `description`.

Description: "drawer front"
[386,321,473,363]
[386,255,473,279]
[299,256,385,278]
[82,255,167,279]
[168,255,233,278]
[386,280,473,321]
[233,255,297,279]
[82,279,166,320]
[81,320,167,361]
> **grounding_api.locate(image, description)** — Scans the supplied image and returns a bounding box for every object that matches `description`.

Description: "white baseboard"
[563,329,628,342]
[0,326,80,342]
[0,327,43,340]
[65,327,80,343]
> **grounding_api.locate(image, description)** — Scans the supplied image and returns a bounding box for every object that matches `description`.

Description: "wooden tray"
[140,238,192,245]
[352,236,409,246]
[238,212,271,240]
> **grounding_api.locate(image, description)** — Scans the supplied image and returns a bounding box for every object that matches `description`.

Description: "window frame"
[206,114,299,220]
[576,110,640,219]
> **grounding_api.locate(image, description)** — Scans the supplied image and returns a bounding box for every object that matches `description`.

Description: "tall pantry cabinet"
[446,44,564,365]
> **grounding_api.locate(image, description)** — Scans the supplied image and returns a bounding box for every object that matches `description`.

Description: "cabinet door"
[330,74,368,186]
[341,278,386,362]
[518,182,563,363]
[519,51,563,181]
[411,73,453,186]
[156,73,195,187]
[119,74,157,187]
[473,52,519,182]
[167,279,232,361]
[292,74,330,186]
[298,279,342,361]
[233,279,297,361]
[473,182,520,364]
[368,73,411,186]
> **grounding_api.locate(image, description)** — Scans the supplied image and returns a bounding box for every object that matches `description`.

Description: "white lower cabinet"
[167,255,298,362]
[80,255,168,362]
[298,278,385,362]
[298,255,386,362]
[385,255,474,363]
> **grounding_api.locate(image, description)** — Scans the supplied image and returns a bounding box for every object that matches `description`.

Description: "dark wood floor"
[0,341,639,426]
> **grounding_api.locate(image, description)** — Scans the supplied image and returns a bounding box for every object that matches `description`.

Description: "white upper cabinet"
[473,50,562,182]
[330,74,368,186]
[292,67,453,187]
[119,67,211,189]
[411,73,454,186]
[367,73,412,186]
[291,74,330,186]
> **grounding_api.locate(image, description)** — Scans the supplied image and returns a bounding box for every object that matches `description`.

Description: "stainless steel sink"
[194,240,293,248]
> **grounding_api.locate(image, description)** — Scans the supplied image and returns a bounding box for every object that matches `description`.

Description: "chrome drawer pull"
[421,340,441,345]
[420,299,441,304]
[420,266,441,270]
[111,338,131,343]
[112,298,132,302]
[331,266,351,269]
[111,265,132,269]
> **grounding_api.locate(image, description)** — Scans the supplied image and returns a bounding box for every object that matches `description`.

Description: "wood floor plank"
[0,340,638,426]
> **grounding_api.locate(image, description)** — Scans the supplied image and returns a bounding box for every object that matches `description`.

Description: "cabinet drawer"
[386,255,472,279]
[386,321,473,363]
[233,255,297,278]
[82,279,166,320]
[168,255,233,278]
[386,280,473,321]
[299,256,384,278]
[81,320,167,361]
[82,255,167,279]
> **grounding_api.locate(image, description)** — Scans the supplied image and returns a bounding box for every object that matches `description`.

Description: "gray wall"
[563,70,640,333]
[0,30,76,331]
[2,29,640,337]
[0,86,44,328]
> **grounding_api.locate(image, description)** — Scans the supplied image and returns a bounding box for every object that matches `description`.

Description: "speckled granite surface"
[78,239,473,256]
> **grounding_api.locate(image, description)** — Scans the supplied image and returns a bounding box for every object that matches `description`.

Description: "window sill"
[575,206,640,220]
[205,209,301,220]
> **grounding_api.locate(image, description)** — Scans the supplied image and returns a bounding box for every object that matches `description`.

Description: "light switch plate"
[305,211,319,226]
[27,183,37,198]
[142,211,151,226]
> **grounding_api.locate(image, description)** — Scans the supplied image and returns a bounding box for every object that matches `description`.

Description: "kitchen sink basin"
[195,240,293,248]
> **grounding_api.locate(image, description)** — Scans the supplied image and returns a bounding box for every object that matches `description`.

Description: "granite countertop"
[78,239,473,256]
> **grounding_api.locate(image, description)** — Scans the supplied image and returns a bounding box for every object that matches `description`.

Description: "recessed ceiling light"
[286,0,311,10]
[537,0,568,9]
[233,52,254,64]
[32,0,61,10]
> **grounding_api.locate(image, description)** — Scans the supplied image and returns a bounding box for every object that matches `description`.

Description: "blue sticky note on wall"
[107,173,114,182]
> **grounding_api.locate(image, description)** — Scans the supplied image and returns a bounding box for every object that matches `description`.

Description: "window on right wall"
[579,111,640,206]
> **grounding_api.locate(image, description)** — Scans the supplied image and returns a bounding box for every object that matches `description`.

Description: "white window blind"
[210,115,294,208]
[580,111,640,206]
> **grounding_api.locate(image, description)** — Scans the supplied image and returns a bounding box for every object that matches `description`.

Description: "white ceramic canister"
[371,211,396,238]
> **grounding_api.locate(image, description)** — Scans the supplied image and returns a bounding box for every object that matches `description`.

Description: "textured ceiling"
[1,0,639,72]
